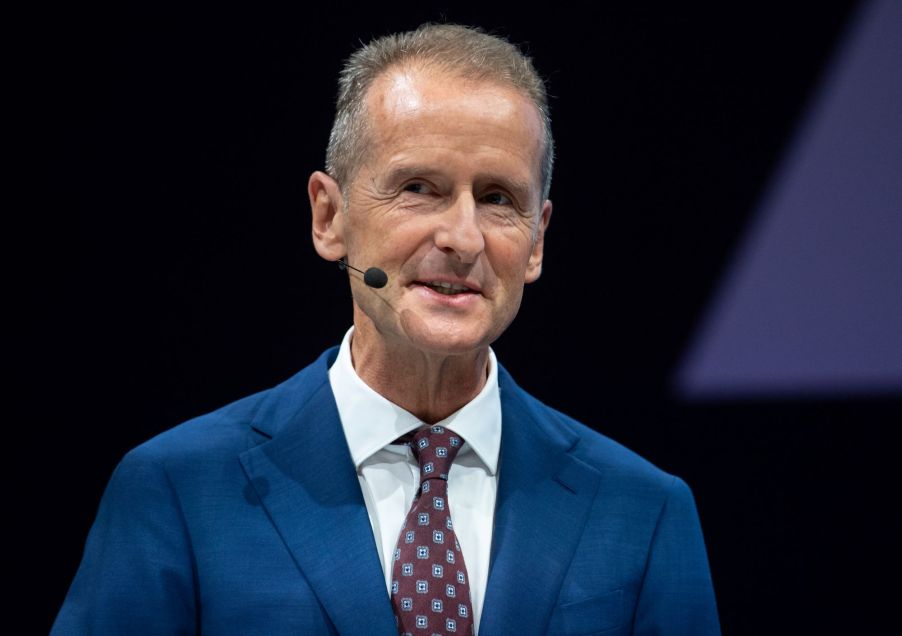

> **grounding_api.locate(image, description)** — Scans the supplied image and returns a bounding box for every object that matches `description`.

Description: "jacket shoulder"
[510,379,678,493]
[126,347,337,467]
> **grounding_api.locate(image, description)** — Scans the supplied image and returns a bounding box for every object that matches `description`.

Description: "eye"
[482,191,513,206]
[402,182,432,194]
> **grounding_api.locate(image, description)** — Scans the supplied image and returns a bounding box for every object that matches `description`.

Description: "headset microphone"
[338,258,389,289]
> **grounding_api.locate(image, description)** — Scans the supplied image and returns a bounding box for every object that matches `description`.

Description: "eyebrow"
[381,165,536,201]
[380,165,438,188]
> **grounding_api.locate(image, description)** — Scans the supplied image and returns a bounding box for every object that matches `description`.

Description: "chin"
[398,312,496,357]
[413,337,489,357]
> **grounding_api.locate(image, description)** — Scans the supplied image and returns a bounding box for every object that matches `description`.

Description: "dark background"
[30,2,899,633]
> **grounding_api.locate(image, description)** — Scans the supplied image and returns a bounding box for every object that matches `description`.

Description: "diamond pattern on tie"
[391,426,474,635]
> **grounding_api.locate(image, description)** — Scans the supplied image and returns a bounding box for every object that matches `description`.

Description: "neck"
[349,320,489,425]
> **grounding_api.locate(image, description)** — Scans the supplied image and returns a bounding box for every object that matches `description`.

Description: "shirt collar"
[328,327,501,475]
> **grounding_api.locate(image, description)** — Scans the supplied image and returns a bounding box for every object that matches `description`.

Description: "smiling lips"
[418,280,478,295]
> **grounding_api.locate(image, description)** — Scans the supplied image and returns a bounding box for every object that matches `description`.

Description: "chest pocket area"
[558,588,623,635]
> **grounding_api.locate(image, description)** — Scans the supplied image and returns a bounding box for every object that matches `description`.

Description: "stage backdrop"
[29,2,899,634]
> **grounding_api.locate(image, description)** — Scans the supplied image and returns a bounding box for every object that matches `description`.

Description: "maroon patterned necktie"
[390,425,474,635]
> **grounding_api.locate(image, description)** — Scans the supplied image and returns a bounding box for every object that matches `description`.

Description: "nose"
[434,193,485,264]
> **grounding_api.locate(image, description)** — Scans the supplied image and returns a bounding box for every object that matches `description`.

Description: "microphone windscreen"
[364,267,388,289]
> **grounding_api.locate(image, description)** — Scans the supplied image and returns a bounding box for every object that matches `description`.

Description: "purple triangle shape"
[677,0,902,399]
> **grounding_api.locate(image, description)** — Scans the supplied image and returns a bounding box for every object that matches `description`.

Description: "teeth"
[426,281,470,294]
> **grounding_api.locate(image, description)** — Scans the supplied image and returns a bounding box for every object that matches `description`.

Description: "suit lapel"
[479,370,602,635]
[239,356,396,636]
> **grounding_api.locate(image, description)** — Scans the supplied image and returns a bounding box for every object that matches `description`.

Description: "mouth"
[415,280,478,296]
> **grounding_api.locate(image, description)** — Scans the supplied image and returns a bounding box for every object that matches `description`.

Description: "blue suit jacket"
[53,347,720,635]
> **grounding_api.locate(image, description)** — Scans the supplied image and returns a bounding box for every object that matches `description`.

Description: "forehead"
[367,65,538,121]
[361,66,544,185]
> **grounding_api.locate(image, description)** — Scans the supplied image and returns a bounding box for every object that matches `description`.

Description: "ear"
[309,171,347,262]
[525,199,552,283]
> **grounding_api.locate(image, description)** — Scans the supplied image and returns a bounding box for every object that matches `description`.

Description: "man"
[54,24,720,635]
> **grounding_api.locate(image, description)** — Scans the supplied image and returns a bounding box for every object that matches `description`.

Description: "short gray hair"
[325,23,554,204]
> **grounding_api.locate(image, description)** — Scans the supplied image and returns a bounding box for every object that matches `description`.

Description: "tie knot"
[410,425,464,482]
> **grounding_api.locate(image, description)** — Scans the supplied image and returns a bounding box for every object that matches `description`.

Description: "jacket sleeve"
[51,447,198,635]
[632,476,721,636]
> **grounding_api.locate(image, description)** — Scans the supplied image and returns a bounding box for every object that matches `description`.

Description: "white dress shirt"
[328,327,501,634]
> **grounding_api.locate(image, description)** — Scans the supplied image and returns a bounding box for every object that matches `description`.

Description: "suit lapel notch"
[239,379,396,635]
[481,374,601,634]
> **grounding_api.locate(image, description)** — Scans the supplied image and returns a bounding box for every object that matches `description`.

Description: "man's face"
[336,67,551,357]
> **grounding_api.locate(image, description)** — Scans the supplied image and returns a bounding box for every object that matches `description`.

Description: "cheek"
[350,222,434,269]
[484,234,533,277]
[382,226,429,259]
